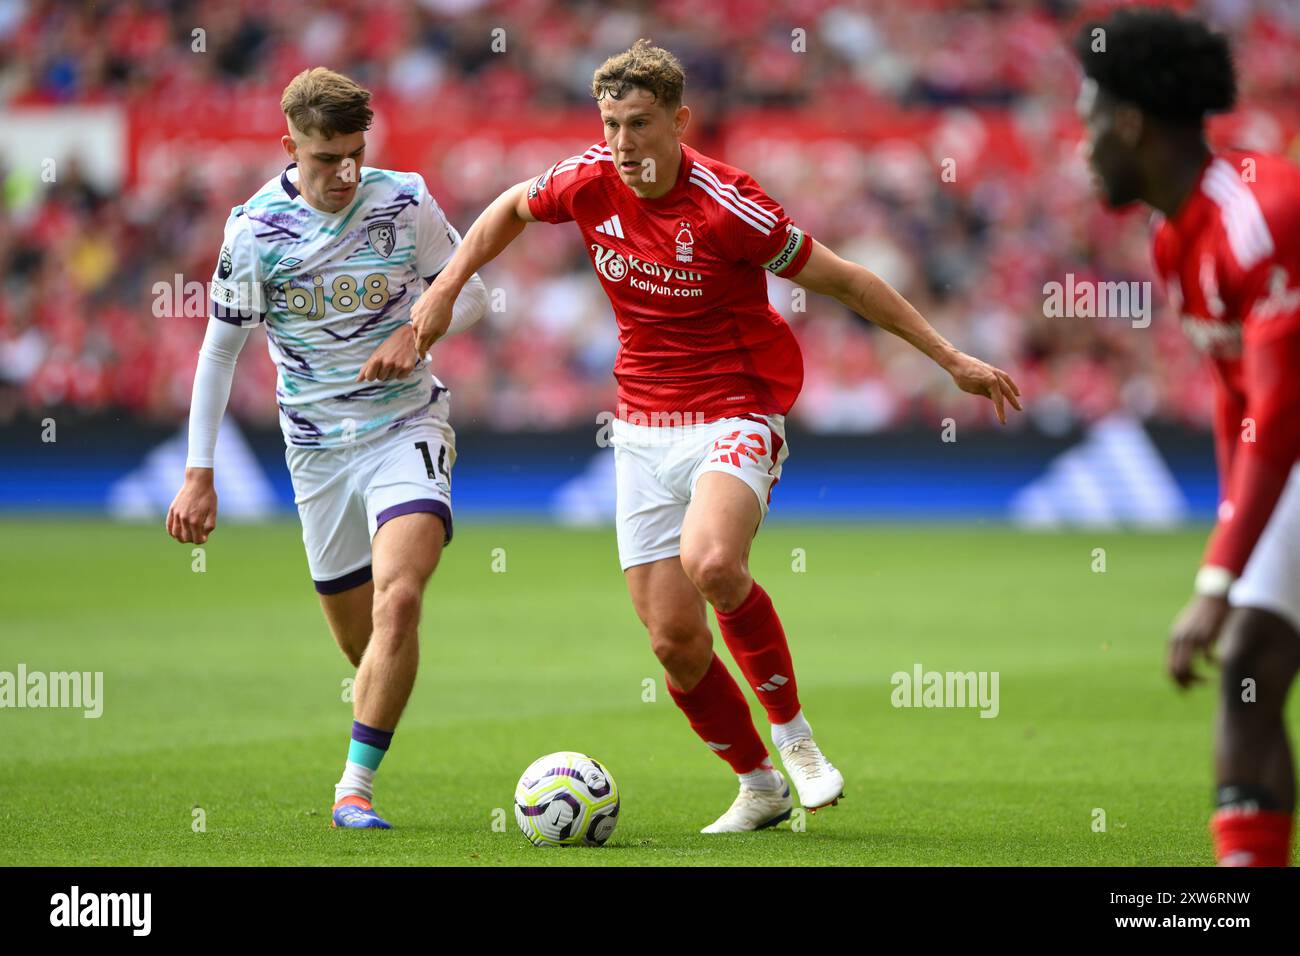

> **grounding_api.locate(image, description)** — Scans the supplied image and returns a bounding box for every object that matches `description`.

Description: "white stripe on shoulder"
[688,174,772,235]
[556,146,613,174]
[689,161,778,227]
[1202,159,1275,270]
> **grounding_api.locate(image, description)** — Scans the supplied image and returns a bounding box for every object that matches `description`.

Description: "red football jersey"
[1152,151,1300,576]
[526,141,814,423]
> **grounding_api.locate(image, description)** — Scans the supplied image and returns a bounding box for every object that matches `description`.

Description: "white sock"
[334,760,376,803]
[771,710,813,751]
[738,758,781,791]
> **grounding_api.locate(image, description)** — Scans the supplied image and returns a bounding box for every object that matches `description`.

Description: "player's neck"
[628,145,682,200]
[1144,139,1211,219]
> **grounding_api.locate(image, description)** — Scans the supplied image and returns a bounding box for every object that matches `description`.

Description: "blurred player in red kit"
[1077,8,1300,865]
[372,40,1021,832]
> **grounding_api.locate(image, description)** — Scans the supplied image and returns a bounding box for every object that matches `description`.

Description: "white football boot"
[778,738,844,811]
[700,772,794,833]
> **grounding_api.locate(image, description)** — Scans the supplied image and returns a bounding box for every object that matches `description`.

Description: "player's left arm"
[791,239,1022,424]
[359,178,489,383]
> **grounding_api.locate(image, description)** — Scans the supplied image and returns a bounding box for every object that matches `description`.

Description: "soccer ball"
[514,751,620,847]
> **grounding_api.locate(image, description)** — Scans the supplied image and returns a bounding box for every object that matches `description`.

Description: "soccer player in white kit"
[166,68,487,829]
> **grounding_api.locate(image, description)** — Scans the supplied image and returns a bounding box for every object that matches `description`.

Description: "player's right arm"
[167,209,263,544]
[166,319,251,543]
[409,180,537,353]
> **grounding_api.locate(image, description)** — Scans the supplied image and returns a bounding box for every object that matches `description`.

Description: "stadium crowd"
[3,0,1299,432]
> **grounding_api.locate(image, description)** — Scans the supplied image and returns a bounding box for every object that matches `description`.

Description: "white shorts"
[285,398,456,594]
[611,414,789,571]
[1230,462,1300,634]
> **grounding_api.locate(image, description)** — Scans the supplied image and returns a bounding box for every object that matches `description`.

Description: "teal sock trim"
[348,739,387,771]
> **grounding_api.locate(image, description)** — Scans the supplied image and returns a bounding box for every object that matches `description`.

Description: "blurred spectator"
[3,0,1300,432]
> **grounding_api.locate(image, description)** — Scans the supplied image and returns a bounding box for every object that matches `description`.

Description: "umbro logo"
[757,674,789,692]
[594,215,625,239]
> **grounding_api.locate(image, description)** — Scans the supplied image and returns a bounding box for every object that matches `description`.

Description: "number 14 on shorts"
[415,440,448,482]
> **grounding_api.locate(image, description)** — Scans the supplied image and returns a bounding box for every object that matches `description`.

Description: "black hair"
[1074,7,1236,123]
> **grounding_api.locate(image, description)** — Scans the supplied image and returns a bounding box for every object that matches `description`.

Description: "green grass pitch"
[2,518,1291,866]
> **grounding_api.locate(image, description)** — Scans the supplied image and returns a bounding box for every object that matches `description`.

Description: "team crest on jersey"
[675,220,694,264]
[367,221,397,258]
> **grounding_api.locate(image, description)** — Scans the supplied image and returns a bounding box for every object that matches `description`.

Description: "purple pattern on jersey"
[384,399,441,432]
[363,193,418,222]
[271,336,313,375]
[247,210,303,241]
[281,405,323,442]
[280,165,300,200]
[320,286,408,342]
[337,383,389,401]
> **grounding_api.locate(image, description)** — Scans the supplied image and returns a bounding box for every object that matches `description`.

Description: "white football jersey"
[210,164,462,447]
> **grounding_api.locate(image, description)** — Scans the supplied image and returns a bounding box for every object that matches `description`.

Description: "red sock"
[1210,808,1294,866]
[715,582,801,724]
[665,654,769,774]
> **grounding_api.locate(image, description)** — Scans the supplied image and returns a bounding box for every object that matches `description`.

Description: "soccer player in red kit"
[379,40,1021,831]
[1077,9,1300,865]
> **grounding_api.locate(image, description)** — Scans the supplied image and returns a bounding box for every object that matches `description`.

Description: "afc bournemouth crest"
[367,221,396,258]
[675,220,694,263]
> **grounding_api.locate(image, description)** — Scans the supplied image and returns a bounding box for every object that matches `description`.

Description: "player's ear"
[281,133,297,161]
[1114,104,1144,148]
[673,104,690,139]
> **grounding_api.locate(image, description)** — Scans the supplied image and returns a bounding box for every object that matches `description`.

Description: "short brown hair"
[591,39,685,110]
[280,67,373,139]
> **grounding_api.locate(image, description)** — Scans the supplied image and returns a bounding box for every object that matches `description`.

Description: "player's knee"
[680,548,747,607]
[647,622,710,676]
[372,577,424,637]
